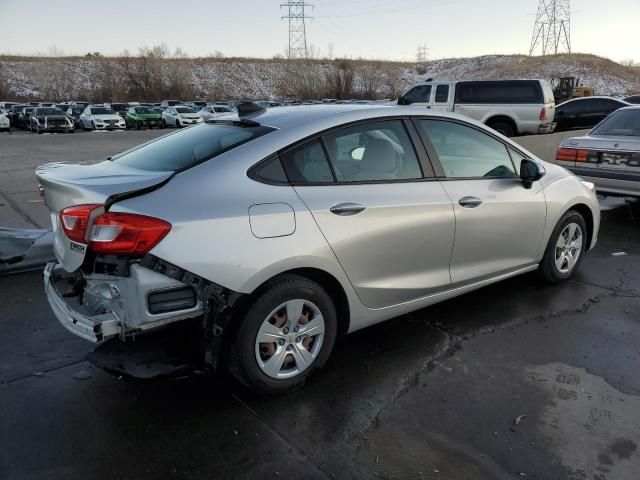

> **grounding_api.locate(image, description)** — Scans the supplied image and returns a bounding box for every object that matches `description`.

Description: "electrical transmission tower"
[529,0,571,56]
[416,45,428,64]
[281,1,313,59]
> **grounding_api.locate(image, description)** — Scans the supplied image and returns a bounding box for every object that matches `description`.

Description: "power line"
[529,0,571,55]
[281,1,313,59]
[416,44,428,63]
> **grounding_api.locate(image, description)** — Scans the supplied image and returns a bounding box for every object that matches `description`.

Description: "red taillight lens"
[555,147,589,162]
[89,212,171,255]
[576,149,589,162]
[60,204,102,243]
[540,107,547,121]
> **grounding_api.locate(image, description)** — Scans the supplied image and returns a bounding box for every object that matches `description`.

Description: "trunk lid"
[36,161,172,271]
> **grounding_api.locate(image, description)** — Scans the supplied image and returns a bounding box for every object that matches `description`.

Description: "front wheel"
[539,210,587,283]
[226,275,338,395]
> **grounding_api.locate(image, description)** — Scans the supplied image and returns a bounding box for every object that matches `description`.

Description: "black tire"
[91,120,96,131]
[161,119,166,129]
[488,121,516,137]
[226,274,338,395]
[539,210,588,283]
[136,120,141,130]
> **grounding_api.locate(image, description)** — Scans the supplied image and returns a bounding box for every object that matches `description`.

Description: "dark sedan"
[18,107,34,130]
[555,106,640,197]
[64,106,85,129]
[30,107,75,134]
[8,104,31,127]
[554,96,631,132]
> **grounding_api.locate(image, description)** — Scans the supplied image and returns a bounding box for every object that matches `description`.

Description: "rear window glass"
[112,123,274,172]
[591,109,640,136]
[456,81,542,104]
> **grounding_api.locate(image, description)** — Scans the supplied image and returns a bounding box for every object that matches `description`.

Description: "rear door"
[285,118,455,309]
[417,118,547,285]
[430,83,453,112]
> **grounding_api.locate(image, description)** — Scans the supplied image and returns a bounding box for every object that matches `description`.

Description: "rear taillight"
[60,205,171,255]
[89,212,171,255]
[540,107,547,121]
[60,204,101,243]
[555,147,589,162]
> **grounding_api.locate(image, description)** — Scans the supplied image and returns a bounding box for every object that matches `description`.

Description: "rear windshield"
[112,122,275,172]
[591,109,640,136]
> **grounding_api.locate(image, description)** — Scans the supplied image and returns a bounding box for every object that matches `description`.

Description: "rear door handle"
[458,196,483,208]
[330,203,366,216]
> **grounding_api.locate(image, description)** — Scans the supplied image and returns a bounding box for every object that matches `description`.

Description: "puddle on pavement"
[527,363,639,479]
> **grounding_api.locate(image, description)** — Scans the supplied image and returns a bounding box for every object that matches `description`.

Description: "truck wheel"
[226,274,338,395]
[488,121,516,137]
[539,210,587,283]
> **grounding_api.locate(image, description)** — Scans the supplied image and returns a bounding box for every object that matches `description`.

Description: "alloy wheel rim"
[255,299,325,380]
[555,222,583,274]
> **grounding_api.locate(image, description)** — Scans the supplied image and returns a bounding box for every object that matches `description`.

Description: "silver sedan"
[36,103,600,394]
[555,106,640,197]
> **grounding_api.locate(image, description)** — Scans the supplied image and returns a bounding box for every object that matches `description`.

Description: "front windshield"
[175,107,196,113]
[592,110,640,136]
[134,107,154,114]
[91,107,113,115]
[38,108,64,115]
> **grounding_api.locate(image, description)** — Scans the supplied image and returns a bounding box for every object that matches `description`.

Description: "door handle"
[330,203,366,216]
[458,196,483,208]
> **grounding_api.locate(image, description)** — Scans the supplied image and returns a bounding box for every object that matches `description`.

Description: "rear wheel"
[226,275,337,395]
[136,120,141,130]
[488,121,516,137]
[539,210,587,283]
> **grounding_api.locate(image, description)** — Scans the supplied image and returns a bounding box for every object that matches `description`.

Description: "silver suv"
[37,104,599,394]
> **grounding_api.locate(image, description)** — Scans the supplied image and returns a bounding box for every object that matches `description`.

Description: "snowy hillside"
[1,53,638,101]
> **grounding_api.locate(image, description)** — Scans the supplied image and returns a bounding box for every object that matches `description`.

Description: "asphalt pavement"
[1,128,639,480]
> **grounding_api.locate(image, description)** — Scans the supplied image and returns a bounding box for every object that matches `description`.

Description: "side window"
[280,140,335,183]
[507,147,525,175]
[253,156,288,183]
[435,85,449,103]
[403,85,432,104]
[421,120,516,178]
[323,120,423,182]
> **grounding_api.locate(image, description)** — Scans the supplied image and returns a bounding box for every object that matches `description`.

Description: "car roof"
[219,104,473,131]
[559,96,632,105]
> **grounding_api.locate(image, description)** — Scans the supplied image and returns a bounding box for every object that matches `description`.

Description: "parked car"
[623,95,640,105]
[65,106,85,129]
[197,105,233,121]
[161,106,202,127]
[8,104,30,127]
[554,96,631,132]
[37,102,57,107]
[79,105,126,130]
[184,100,207,110]
[398,79,557,137]
[18,107,34,130]
[37,104,600,394]
[0,111,10,132]
[0,101,19,111]
[109,103,129,117]
[555,106,640,197]
[160,100,182,108]
[125,106,162,129]
[30,107,75,134]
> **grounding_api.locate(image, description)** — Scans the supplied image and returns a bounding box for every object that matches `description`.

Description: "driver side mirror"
[520,158,545,189]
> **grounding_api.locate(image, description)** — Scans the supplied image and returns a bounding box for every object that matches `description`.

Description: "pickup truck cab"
[398,80,556,137]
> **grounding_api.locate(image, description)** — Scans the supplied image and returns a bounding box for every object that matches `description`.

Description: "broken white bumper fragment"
[44,261,203,343]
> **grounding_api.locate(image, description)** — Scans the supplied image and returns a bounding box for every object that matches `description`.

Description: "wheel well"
[239,268,351,336]
[485,115,518,134]
[568,203,594,248]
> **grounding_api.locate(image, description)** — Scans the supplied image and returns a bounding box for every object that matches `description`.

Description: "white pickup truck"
[398,79,556,137]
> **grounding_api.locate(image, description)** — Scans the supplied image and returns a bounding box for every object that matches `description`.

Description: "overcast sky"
[0,0,638,62]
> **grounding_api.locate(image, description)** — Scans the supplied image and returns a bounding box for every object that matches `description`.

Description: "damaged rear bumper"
[44,261,204,343]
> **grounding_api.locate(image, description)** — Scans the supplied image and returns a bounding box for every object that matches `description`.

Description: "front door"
[418,118,547,284]
[281,119,455,309]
